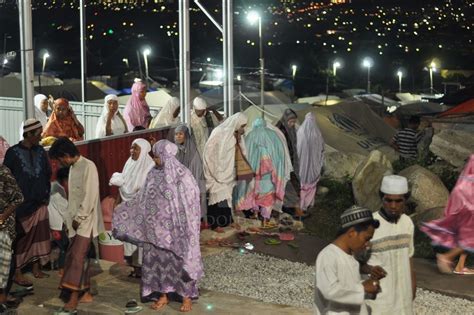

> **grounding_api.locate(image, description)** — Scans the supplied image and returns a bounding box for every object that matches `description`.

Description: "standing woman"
[123,79,152,131]
[276,108,304,217]
[203,112,249,232]
[297,112,325,212]
[149,97,180,128]
[113,140,203,312]
[42,98,85,142]
[109,138,154,276]
[173,124,207,220]
[421,154,474,274]
[95,95,128,138]
[0,165,23,312]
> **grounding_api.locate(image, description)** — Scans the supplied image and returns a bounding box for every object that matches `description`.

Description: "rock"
[316,186,329,196]
[352,150,393,212]
[323,151,366,180]
[399,165,449,214]
[430,130,474,168]
[411,207,445,225]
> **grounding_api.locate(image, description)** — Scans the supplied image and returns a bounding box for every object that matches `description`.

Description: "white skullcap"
[193,97,208,110]
[380,175,408,195]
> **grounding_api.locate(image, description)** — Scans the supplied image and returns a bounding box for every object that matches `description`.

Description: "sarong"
[141,243,198,300]
[15,205,51,269]
[60,235,91,291]
[0,230,12,288]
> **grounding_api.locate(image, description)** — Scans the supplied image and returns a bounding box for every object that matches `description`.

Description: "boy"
[314,205,383,315]
[49,137,104,313]
[48,167,71,276]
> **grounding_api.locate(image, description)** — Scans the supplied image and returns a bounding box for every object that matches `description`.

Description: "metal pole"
[429,68,433,94]
[143,53,149,82]
[194,0,223,33]
[1,34,8,76]
[18,0,35,119]
[42,56,46,73]
[179,0,191,124]
[367,66,371,94]
[222,0,234,116]
[79,0,87,103]
[259,17,264,109]
[226,0,234,115]
[222,0,229,118]
[136,51,143,79]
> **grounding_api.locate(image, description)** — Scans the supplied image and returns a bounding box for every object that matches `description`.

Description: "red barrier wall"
[50,127,172,199]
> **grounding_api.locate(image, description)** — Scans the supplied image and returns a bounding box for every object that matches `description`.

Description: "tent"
[244,100,397,158]
[438,98,474,117]
[436,86,474,106]
[297,95,341,106]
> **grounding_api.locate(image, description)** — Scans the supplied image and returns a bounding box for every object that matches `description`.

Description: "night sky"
[1,0,472,95]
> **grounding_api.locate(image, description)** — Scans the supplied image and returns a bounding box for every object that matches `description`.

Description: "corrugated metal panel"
[50,127,173,199]
[0,97,24,145]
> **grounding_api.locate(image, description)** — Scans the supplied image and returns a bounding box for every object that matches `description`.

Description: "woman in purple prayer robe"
[113,139,203,312]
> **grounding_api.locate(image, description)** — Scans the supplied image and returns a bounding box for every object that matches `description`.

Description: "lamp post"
[429,61,436,94]
[143,48,151,82]
[42,52,49,73]
[362,57,373,93]
[247,11,264,107]
[122,58,129,68]
[397,70,403,93]
[291,65,297,80]
[332,61,341,88]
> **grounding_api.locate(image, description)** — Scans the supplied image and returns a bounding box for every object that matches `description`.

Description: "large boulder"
[352,150,393,212]
[399,165,449,214]
[323,151,366,181]
[411,207,445,225]
[430,130,474,168]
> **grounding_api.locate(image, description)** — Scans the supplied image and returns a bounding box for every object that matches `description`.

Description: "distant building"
[331,0,351,3]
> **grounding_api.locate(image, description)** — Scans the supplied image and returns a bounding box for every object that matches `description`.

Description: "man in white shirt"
[49,137,105,313]
[363,175,416,315]
[314,205,383,315]
[190,96,224,156]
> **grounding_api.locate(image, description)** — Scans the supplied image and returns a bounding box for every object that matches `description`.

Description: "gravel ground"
[201,250,474,314]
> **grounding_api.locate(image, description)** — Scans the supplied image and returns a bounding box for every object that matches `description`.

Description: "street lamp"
[122,58,129,68]
[291,65,297,80]
[429,61,436,94]
[332,61,341,87]
[142,48,151,81]
[247,11,264,107]
[362,57,373,93]
[42,52,50,73]
[397,70,403,93]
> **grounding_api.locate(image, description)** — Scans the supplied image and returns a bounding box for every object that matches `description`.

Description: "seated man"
[314,205,383,315]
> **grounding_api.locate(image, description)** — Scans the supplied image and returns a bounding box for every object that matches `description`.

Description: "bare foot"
[151,295,168,311]
[13,274,33,287]
[33,270,50,278]
[79,292,93,303]
[180,297,192,312]
[213,227,225,233]
[436,254,453,274]
[64,291,79,312]
[230,223,241,230]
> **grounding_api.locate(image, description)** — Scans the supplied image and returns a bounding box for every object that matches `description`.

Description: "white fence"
[0,97,145,145]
